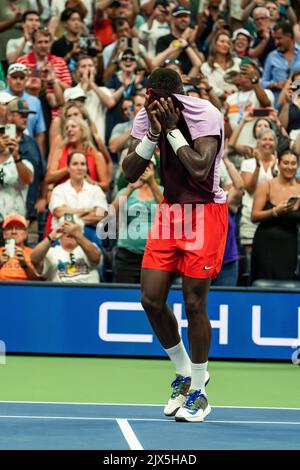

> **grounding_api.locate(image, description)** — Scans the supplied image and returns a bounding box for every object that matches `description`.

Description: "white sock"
[191,361,208,393]
[165,340,191,377]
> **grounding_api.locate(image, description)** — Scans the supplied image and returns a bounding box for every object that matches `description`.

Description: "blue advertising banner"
[0,282,299,360]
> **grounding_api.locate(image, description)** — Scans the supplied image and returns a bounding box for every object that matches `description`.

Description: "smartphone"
[64,213,74,222]
[287,196,300,205]
[5,238,15,258]
[241,57,252,66]
[5,124,16,139]
[0,126,5,136]
[191,77,201,87]
[118,37,128,49]
[78,37,89,49]
[252,108,270,117]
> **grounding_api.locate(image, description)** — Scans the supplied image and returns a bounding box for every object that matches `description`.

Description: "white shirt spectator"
[240,158,275,245]
[201,58,241,97]
[6,38,33,61]
[41,244,100,283]
[77,84,113,140]
[138,20,170,58]
[0,157,33,222]
[49,179,108,229]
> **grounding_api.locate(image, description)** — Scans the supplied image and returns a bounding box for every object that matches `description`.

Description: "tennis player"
[122,68,227,422]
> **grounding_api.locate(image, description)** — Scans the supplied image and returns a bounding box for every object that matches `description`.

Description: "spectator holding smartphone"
[0,118,34,223]
[251,151,300,282]
[30,217,101,283]
[0,214,39,281]
[225,59,274,133]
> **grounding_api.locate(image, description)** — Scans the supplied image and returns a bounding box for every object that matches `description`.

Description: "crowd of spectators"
[1,0,300,286]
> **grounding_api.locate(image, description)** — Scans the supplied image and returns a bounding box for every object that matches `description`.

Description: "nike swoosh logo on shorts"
[203,266,213,270]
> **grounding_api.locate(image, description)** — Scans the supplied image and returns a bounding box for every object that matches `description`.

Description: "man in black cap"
[155,6,199,74]
[6,98,47,234]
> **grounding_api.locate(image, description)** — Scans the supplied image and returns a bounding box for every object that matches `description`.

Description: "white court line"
[116,419,143,450]
[0,415,300,426]
[0,401,300,411]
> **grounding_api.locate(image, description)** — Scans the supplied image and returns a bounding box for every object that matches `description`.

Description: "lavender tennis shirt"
[131,94,226,205]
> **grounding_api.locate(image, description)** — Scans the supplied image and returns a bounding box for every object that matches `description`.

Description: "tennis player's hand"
[155,97,180,134]
[145,94,161,134]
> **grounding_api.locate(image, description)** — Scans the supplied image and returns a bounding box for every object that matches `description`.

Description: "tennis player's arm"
[176,135,219,182]
[122,136,154,183]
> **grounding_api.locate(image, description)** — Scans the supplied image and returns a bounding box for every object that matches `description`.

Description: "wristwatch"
[251,76,259,84]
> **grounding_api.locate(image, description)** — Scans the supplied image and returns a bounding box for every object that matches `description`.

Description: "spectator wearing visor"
[232,28,253,59]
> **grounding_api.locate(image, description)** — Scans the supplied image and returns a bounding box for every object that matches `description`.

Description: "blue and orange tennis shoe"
[175,389,211,422]
[164,371,210,417]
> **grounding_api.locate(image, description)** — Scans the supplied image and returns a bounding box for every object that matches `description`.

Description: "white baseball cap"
[64,86,87,101]
[0,92,17,105]
[7,63,28,76]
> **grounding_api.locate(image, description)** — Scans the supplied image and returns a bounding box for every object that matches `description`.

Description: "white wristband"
[136,134,157,161]
[166,128,189,154]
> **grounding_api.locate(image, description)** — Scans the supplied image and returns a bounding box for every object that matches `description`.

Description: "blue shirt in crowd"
[261,43,300,104]
[19,133,46,219]
[6,88,46,137]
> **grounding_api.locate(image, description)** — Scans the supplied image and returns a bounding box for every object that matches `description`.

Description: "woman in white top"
[201,31,241,99]
[240,129,278,251]
[49,151,108,245]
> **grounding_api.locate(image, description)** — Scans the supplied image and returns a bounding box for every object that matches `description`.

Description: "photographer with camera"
[30,216,101,283]
[0,214,40,281]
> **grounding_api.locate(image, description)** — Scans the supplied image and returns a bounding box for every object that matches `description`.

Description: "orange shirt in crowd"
[0,246,34,281]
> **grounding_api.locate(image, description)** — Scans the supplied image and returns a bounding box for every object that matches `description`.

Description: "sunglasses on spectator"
[165,59,180,65]
[33,26,51,33]
[122,55,135,61]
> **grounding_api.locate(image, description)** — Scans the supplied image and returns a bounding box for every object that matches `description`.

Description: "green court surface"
[0,356,299,408]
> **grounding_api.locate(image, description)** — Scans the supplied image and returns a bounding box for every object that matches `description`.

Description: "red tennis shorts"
[142,200,228,279]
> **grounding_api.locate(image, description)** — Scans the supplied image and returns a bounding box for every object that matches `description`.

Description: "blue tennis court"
[0,401,299,450]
